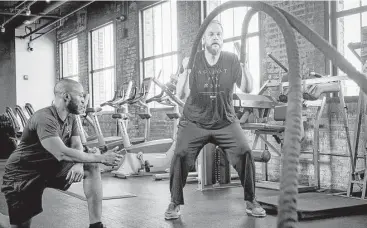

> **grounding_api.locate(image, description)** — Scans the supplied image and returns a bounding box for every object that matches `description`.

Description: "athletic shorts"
[1,162,74,225]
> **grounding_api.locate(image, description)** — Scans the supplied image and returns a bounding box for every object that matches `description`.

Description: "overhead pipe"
[18,1,94,39]
[0,11,61,19]
[30,21,60,41]
[23,0,69,25]
[14,0,29,11]
[1,0,37,27]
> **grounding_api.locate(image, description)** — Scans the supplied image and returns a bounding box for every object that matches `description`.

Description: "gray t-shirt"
[3,106,79,181]
[183,51,242,129]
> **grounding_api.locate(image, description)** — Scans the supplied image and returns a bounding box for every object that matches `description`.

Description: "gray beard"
[205,43,221,56]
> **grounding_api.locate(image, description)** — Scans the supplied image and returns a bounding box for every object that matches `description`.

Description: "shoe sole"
[164,212,181,220]
[245,209,267,218]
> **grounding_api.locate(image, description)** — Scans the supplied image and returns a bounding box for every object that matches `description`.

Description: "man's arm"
[71,136,83,151]
[70,116,84,152]
[41,137,102,163]
[176,57,191,101]
[176,69,191,101]
[236,63,253,94]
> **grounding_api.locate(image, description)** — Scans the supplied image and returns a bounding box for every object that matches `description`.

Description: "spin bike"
[99,77,180,177]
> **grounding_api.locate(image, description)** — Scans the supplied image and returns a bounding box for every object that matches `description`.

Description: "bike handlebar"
[267,53,288,73]
[151,77,184,107]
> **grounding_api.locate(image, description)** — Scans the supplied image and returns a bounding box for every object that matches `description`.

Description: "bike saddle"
[85,107,102,114]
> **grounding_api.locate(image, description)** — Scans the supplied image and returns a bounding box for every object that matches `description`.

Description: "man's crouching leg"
[83,163,105,228]
[0,213,10,228]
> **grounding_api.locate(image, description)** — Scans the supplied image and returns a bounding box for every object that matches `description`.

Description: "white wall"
[15,27,56,112]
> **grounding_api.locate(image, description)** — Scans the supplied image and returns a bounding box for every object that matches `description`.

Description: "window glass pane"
[222,40,236,55]
[221,9,234,39]
[61,38,78,80]
[141,1,178,103]
[91,24,114,70]
[144,59,154,79]
[162,2,172,53]
[362,12,367,27]
[92,68,115,110]
[90,23,115,109]
[248,36,260,94]
[338,15,361,69]
[248,12,259,34]
[153,5,163,56]
[363,0,367,6]
[143,8,154,58]
[171,0,178,51]
[337,0,361,12]
[338,14,361,95]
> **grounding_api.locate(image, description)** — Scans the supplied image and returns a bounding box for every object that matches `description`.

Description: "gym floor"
[1,169,367,228]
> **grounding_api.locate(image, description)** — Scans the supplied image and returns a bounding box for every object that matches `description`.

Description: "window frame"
[331,0,367,97]
[59,36,79,81]
[88,21,116,109]
[202,0,262,94]
[139,0,179,108]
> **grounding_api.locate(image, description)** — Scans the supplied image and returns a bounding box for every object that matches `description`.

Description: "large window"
[141,1,178,106]
[90,23,115,109]
[335,0,367,96]
[60,37,78,81]
[206,0,260,94]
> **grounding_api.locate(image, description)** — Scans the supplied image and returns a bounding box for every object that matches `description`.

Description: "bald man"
[1,79,122,228]
[165,20,266,220]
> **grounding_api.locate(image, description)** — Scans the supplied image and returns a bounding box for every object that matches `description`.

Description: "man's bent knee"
[83,163,100,178]
[10,219,31,228]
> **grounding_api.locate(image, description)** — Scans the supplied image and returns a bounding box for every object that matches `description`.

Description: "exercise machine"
[14,105,29,129]
[107,77,182,178]
[25,103,35,117]
[5,107,22,141]
[345,41,367,199]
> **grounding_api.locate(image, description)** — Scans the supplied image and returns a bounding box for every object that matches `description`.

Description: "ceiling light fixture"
[26,8,31,16]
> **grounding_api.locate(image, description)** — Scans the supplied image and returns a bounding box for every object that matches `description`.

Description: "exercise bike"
[98,77,180,177]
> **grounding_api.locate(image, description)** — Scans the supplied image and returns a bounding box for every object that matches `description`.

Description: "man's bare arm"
[176,69,191,101]
[237,63,253,93]
[41,137,102,163]
[176,57,191,101]
[70,136,83,152]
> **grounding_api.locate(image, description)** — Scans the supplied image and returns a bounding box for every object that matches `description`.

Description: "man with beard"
[165,20,266,220]
[1,79,123,228]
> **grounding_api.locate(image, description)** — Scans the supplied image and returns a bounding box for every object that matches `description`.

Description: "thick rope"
[188,2,301,228]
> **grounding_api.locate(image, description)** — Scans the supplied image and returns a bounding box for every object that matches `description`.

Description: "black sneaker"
[164,202,181,220]
[88,222,106,228]
[245,199,266,217]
